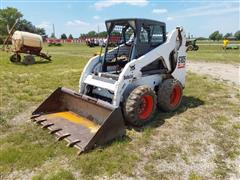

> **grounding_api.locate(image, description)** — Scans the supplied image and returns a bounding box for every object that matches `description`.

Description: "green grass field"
[0,44,239,179]
[196,40,240,44]
[188,44,240,64]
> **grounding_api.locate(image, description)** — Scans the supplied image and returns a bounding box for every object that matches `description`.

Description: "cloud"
[167,3,238,20]
[152,8,167,14]
[94,0,148,10]
[36,21,51,29]
[66,20,89,27]
[93,15,100,20]
[166,17,173,21]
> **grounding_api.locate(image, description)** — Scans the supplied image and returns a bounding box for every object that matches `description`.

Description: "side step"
[84,74,117,92]
[32,87,126,154]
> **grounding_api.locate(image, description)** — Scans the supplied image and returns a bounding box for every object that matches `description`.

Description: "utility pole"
[97,24,99,38]
[52,24,55,38]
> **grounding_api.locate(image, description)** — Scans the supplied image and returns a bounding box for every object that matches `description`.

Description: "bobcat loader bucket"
[31,87,125,154]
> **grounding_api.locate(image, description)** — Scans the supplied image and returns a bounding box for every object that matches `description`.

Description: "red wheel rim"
[138,95,154,120]
[170,85,181,107]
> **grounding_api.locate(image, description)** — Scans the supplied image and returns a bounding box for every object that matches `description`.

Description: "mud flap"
[31,87,125,153]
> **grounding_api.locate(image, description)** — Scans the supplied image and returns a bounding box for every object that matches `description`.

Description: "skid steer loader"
[32,18,187,153]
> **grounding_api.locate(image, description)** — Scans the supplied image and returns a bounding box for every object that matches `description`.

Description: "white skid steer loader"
[32,18,187,153]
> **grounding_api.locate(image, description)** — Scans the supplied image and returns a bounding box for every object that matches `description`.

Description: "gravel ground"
[187,61,240,85]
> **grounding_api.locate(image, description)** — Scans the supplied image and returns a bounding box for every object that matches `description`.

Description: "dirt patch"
[187,61,240,85]
[9,106,37,126]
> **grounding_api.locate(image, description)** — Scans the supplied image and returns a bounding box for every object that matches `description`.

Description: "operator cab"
[102,18,166,73]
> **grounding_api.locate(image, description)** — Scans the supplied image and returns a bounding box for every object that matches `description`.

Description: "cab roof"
[105,18,166,33]
[105,18,165,26]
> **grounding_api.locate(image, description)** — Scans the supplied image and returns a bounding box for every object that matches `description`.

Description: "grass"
[188,172,202,180]
[188,44,240,64]
[0,43,239,179]
[0,44,100,127]
[32,170,76,180]
[196,40,240,44]
[150,144,181,162]
[0,124,74,174]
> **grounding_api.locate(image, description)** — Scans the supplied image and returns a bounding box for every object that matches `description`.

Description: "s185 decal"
[177,56,186,68]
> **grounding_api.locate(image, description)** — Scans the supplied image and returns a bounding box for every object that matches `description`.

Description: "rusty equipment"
[31,88,125,154]
[2,19,51,65]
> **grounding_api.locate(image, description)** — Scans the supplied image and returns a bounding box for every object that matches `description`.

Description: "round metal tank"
[11,31,43,52]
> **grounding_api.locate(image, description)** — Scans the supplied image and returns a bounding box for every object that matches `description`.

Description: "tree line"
[60,31,122,39]
[208,30,240,41]
[67,30,240,41]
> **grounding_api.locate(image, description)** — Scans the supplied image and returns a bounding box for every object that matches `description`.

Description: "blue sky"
[1,0,239,38]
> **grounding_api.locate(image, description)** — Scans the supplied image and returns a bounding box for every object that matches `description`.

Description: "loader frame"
[79,19,187,107]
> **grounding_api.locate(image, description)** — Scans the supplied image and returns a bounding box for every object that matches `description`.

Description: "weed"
[213,155,231,178]
[32,170,75,180]
[150,145,181,162]
[188,172,202,180]
[182,152,190,164]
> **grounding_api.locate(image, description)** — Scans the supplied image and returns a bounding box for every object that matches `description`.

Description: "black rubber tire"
[10,54,21,63]
[187,45,193,51]
[158,79,183,112]
[123,86,157,127]
[194,45,199,51]
[22,55,35,65]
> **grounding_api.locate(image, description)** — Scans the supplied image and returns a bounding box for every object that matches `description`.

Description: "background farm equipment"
[86,36,120,48]
[224,44,239,50]
[86,38,97,47]
[47,39,62,46]
[186,39,199,51]
[2,20,51,65]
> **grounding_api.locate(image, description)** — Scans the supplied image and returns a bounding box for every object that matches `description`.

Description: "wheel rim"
[170,85,181,107]
[10,54,20,62]
[138,95,154,120]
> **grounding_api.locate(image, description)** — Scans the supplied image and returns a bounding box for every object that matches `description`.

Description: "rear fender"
[171,28,187,87]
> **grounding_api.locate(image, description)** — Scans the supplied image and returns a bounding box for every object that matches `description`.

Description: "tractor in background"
[186,39,199,51]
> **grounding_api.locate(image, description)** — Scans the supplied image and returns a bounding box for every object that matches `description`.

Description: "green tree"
[79,33,86,38]
[0,7,22,33]
[111,31,121,36]
[98,31,107,38]
[216,33,223,41]
[35,28,46,36]
[224,33,232,38]
[61,33,67,39]
[68,34,73,39]
[87,31,97,37]
[0,7,45,43]
[0,7,22,43]
[234,30,240,40]
[209,31,222,41]
[196,37,208,40]
[17,19,45,35]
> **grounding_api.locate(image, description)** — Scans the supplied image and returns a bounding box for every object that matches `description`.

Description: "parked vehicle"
[186,39,199,51]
